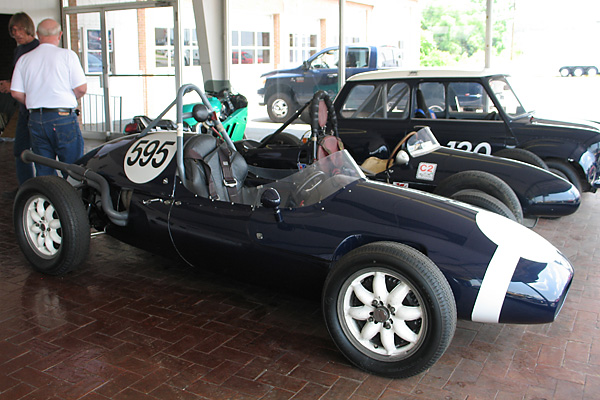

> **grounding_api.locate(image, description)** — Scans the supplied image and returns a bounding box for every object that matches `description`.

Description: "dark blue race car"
[13,84,573,379]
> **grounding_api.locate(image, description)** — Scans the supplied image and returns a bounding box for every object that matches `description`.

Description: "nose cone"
[471,211,573,324]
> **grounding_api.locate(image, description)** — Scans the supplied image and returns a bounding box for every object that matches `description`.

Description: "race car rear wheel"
[451,189,517,221]
[434,170,523,224]
[14,176,90,276]
[494,148,548,170]
[546,159,583,193]
[322,242,456,378]
[260,131,302,146]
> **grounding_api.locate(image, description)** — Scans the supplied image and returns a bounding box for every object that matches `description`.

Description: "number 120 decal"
[124,132,177,184]
[447,140,492,155]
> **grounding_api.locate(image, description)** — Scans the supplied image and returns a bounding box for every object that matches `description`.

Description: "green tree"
[421,0,510,66]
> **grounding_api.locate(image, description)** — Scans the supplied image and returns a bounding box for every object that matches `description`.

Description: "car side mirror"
[192,103,211,123]
[302,61,310,70]
[261,188,282,222]
[395,150,410,165]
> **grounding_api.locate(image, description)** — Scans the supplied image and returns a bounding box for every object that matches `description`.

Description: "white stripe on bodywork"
[471,247,520,323]
[472,211,559,323]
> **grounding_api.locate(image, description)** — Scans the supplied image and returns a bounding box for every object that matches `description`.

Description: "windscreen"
[253,150,365,208]
[406,127,441,158]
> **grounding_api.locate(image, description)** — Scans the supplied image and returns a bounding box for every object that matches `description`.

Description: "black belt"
[29,108,74,114]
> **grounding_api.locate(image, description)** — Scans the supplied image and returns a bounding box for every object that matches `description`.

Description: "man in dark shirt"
[0,12,39,198]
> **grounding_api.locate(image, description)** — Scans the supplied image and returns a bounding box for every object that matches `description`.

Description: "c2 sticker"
[416,162,437,181]
[124,132,177,184]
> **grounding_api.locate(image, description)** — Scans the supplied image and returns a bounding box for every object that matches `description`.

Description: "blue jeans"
[14,109,34,185]
[28,110,84,177]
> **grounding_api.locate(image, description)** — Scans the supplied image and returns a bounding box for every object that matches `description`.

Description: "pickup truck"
[257,45,400,122]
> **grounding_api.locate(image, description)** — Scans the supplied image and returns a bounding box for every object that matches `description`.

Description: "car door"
[168,185,255,267]
[408,81,516,155]
[337,80,413,162]
[168,183,331,286]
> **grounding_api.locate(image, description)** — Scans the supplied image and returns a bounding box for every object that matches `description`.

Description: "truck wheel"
[493,148,548,169]
[587,67,598,77]
[267,93,298,123]
[322,242,456,378]
[13,176,90,275]
[546,160,583,193]
[434,170,523,224]
[573,67,584,77]
[559,67,570,77]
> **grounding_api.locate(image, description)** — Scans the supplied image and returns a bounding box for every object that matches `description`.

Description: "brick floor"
[0,139,599,400]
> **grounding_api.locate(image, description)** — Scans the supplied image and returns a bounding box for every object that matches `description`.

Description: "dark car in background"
[258,45,401,122]
[335,69,600,194]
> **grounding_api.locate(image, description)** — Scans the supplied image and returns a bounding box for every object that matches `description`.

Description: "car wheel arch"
[330,235,430,268]
[265,84,297,105]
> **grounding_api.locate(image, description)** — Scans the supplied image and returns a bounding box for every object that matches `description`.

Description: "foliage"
[420,0,511,67]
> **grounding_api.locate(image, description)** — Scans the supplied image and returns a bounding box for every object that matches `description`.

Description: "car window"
[447,82,497,120]
[347,48,369,68]
[340,82,409,119]
[418,82,445,118]
[489,77,527,118]
[311,49,338,69]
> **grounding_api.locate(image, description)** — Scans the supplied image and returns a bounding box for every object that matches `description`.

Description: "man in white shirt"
[11,18,87,176]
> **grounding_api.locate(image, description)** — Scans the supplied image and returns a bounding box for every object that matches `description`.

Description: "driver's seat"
[184,134,248,203]
[415,89,431,118]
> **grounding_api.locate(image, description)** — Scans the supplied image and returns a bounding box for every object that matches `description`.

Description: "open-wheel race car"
[13,84,573,379]
[236,90,580,225]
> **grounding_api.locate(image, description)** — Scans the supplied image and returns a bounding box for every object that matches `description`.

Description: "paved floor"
[0,138,599,400]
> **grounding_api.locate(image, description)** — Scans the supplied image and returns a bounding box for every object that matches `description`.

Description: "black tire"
[259,131,302,146]
[546,159,583,193]
[494,148,548,170]
[434,170,523,224]
[266,92,298,123]
[451,189,517,221]
[323,242,456,378]
[13,176,90,275]
[559,68,570,77]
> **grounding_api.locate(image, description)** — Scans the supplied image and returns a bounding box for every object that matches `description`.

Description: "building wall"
[4,0,421,127]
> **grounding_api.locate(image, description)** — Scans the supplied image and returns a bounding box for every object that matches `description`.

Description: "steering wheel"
[293,170,326,205]
[385,131,417,169]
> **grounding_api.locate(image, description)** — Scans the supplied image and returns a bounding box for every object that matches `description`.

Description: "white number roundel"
[124,132,177,184]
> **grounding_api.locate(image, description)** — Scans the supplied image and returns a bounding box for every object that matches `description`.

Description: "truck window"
[378,47,400,68]
[347,48,369,68]
[311,49,338,69]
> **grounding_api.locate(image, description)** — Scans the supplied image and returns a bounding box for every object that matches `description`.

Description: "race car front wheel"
[14,176,90,276]
[322,242,456,378]
[434,170,523,224]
